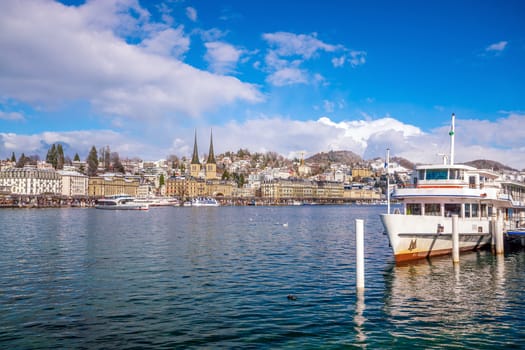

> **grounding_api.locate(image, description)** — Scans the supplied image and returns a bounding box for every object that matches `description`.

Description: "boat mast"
[386,148,390,214]
[449,113,455,165]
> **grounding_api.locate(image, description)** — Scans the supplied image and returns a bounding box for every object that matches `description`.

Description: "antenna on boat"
[449,113,455,165]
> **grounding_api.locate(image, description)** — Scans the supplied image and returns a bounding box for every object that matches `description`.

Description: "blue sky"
[0,0,524,169]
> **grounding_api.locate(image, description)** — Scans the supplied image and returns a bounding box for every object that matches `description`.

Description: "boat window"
[449,169,463,180]
[425,169,448,180]
[465,203,471,218]
[480,204,487,218]
[445,203,461,217]
[471,203,479,218]
[425,203,441,216]
[407,203,421,215]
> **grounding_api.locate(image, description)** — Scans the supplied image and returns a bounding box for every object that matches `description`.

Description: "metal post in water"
[452,214,459,264]
[355,219,365,291]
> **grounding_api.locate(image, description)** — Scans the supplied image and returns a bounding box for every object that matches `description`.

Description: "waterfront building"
[88,174,140,197]
[260,179,344,200]
[57,170,88,197]
[0,168,62,195]
[352,167,372,180]
[343,183,381,201]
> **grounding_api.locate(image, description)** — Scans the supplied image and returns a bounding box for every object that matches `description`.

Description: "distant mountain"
[306,150,362,165]
[391,156,414,170]
[463,159,517,172]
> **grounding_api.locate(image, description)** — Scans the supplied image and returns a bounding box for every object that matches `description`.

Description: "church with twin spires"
[190,130,217,180]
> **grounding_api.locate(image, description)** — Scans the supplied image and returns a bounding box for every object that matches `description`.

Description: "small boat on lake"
[95,195,149,210]
[381,114,525,262]
[190,197,220,207]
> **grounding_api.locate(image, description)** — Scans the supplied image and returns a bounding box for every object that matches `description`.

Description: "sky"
[0,0,524,169]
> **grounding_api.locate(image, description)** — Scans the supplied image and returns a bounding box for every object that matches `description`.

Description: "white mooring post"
[355,219,365,291]
[451,214,459,264]
[495,211,504,255]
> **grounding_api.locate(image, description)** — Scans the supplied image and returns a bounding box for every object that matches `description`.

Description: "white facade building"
[0,168,62,195]
[57,170,88,196]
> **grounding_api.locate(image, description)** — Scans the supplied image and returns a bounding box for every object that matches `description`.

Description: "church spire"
[207,129,216,164]
[191,129,200,165]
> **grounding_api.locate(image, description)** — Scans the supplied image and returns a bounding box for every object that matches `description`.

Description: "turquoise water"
[0,206,523,349]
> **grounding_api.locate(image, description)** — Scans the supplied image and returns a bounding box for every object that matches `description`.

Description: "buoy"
[287,294,297,301]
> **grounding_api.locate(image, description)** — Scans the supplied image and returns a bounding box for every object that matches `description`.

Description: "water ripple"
[0,206,523,349]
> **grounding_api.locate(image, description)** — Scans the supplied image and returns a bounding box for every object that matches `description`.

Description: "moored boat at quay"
[190,197,220,207]
[95,195,149,210]
[380,114,525,262]
[133,197,179,207]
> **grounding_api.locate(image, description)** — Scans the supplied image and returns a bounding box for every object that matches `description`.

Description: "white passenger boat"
[380,114,525,262]
[190,197,220,207]
[95,195,149,210]
[134,197,179,207]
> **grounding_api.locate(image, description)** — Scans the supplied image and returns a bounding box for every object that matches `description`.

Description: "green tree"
[74,153,80,162]
[87,146,99,176]
[56,144,65,170]
[104,146,111,171]
[110,152,124,173]
[159,174,165,187]
[10,152,16,162]
[16,153,27,168]
[46,144,57,168]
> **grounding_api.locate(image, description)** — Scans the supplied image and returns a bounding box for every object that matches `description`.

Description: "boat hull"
[95,204,148,210]
[380,213,491,262]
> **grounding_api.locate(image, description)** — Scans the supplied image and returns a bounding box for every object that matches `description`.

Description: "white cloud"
[266,67,308,86]
[0,129,155,160]
[262,31,365,86]
[2,114,524,170]
[140,26,190,58]
[262,32,339,59]
[323,100,335,113]
[332,51,366,68]
[0,111,24,121]
[204,41,243,74]
[0,0,262,120]
[486,40,508,52]
[186,6,197,22]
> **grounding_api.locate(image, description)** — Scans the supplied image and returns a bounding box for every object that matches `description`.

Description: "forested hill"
[306,150,362,165]
[463,159,517,172]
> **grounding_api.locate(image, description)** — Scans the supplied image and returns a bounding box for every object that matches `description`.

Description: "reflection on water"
[383,251,524,348]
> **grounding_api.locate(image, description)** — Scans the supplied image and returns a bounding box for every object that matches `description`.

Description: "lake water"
[1,206,524,349]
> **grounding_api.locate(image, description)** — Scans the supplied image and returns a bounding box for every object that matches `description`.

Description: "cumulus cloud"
[140,26,190,58]
[2,114,524,170]
[262,31,365,86]
[178,114,524,170]
[0,130,157,160]
[0,0,262,120]
[204,41,243,74]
